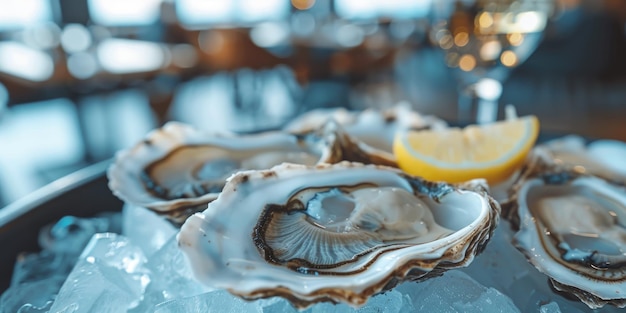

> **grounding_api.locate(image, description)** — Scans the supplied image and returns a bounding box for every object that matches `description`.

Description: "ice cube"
[147,236,209,298]
[260,298,299,313]
[38,215,112,256]
[152,280,409,313]
[146,277,412,313]
[308,289,407,313]
[153,289,264,313]
[0,276,64,313]
[122,204,177,257]
[510,277,587,313]
[463,220,621,313]
[452,287,521,313]
[461,220,534,294]
[129,236,210,310]
[397,270,520,313]
[10,250,75,286]
[462,219,553,310]
[17,214,123,287]
[11,214,122,288]
[48,233,150,313]
[539,302,561,313]
[14,302,54,313]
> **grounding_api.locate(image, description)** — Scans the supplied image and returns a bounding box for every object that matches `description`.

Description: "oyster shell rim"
[283,104,448,165]
[507,154,626,309]
[536,135,626,186]
[107,122,222,217]
[177,161,500,309]
[106,122,339,224]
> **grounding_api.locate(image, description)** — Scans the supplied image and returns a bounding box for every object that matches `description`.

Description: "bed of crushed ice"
[0,204,619,313]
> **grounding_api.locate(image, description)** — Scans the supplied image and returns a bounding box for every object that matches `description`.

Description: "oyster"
[178,162,499,308]
[508,156,626,309]
[108,122,341,225]
[537,135,626,184]
[284,103,447,162]
[316,120,398,168]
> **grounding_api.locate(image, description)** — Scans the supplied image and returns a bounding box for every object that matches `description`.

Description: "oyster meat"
[178,162,499,308]
[108,122,341,225]
[509,158,626,309]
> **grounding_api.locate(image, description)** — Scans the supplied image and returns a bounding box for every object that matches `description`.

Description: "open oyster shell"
[284,104,447,163]
[537,135,626,185]
[108,122,342,225]
[178,162,499,308]
[507,154,626,309]
[316,120,398,168]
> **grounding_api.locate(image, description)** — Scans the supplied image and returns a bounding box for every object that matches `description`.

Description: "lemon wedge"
[393,108,539,184]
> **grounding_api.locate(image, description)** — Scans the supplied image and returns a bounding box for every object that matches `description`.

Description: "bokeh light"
[250,22,290,48]
[97,39,166,74]
[480,40,501,60]
[459,54,476,72]
[176,0,288,27]
[21,23,61,49]
[61,24,92,53]
[291,0,315,10]
[454,32,469,47]
[335,0,431,20]
[0,42,54,81]
[88,0,162,26]
[0,0,52,30]
[507,33,524,46]
[438,33,454,50]
[477,12,493,29]
[501,50,518,67]
[336,24,365,47]
[67,52,99,79]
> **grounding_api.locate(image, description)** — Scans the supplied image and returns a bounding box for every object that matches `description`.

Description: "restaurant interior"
[0,0,625,208]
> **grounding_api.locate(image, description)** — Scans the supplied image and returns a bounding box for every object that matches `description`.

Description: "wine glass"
[430,0,556,123]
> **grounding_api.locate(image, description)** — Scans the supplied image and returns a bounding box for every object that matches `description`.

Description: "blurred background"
[0,0,625,208]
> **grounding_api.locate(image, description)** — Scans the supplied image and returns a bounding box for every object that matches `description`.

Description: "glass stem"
[474,78,503,124]
[456,78,503,124]
[476,97,499,124]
